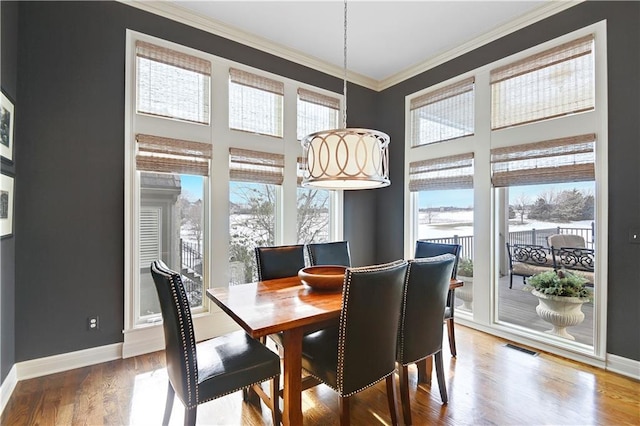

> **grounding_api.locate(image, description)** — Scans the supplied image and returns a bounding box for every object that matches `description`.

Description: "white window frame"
[404,21,608,365]
[123,30,344,357]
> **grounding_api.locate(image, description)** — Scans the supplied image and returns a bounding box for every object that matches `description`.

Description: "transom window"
[229,68,284,137]
[409,77,475,146]
[136,41,211,124]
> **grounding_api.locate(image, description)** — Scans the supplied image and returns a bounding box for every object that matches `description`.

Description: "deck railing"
[180,239,203,306]
[420,223,594,261]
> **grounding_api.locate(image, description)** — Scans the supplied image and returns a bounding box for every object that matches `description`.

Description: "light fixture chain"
[342,0,348,128]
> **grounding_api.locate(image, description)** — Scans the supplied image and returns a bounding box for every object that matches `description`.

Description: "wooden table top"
[207,276,463,338]
[207,276,343,338]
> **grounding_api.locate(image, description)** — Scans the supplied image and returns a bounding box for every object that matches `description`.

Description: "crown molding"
[119,0,582,92]
[118,0,378,89]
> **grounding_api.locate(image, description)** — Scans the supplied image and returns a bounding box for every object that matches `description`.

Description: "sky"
[181,175,204,201]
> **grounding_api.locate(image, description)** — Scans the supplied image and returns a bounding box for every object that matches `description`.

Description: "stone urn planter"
[456,258,473,311]
[531,290,590,340]
[526,269,592,340]
[457,275,473,311]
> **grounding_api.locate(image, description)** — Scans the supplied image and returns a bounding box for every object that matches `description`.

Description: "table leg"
[417,355,433,385]
[282,328,304,426]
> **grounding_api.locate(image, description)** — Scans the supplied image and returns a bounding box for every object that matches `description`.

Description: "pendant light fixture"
[301,0,390,190]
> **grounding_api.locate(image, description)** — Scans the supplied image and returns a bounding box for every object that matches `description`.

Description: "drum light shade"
[301,128,390,190]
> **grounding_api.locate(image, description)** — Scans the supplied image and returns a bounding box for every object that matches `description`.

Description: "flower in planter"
[457,257,473,278]
[525,269,592,299]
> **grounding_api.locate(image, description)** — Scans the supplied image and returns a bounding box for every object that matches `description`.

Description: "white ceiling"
[139,1,577,89]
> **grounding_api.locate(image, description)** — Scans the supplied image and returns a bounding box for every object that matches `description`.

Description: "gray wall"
[11,1,376,364]
[375,1,640,361]
[1,0,18,383]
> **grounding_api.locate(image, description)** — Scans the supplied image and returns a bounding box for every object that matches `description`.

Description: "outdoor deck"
[455,274,594,346]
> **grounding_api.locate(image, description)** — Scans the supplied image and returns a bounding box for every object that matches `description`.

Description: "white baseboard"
[16,343,122,381]
[122,310,240,358]
[606,353,640,380]
[0,364,18,416]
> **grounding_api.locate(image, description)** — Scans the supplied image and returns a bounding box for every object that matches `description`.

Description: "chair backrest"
[255,244,305,281]
[150,260,198,407]
[397,255,456,365]
[414,240,461,279]
[507,243,553,267]
[547,234,586,248]
[551,247,595,272]
[306,241,352,267]
[337,260,408,396]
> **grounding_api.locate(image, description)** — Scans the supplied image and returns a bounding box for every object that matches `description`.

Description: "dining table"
[207,274,463,426]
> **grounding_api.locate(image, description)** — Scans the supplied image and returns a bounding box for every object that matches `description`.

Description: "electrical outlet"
[88,316,99,331]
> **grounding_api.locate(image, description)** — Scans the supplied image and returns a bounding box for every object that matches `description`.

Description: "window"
[125,33,344,354]
[228,148,283,284]
[136,134,211,323]
[410,77,474,146]
[409,154,475,312]
[136,41,211,124]
[491,35,594,129]
[492,135,596,346]
[229,68,284,137]
[405,23,606,360]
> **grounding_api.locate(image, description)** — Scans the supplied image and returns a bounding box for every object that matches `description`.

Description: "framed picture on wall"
[1,90,15,163]
[1,172,15,238]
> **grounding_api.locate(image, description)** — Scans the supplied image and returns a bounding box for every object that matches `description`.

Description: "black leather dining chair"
[150,260,281,426]
[255,244,306,347]
[397,254,456,424]
[414,240,462,357]
[300,260,409,426]
[255,244,306,281]
[306,241,352,267]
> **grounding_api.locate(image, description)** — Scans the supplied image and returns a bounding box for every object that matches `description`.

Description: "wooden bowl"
[298,266,347,291]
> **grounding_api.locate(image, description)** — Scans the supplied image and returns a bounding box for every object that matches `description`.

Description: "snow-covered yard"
[419,209,593,239]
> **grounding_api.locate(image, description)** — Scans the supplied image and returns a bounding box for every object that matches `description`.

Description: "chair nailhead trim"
[397,261,413,364]
[195,374,280,406]
[167,272,198,405]
[255,248,264,281]
[336,260,407,395]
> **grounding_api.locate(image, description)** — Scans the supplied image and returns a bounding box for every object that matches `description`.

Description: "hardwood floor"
[2,325,638,425]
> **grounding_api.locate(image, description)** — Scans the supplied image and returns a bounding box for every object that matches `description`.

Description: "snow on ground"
[419,209,593,239]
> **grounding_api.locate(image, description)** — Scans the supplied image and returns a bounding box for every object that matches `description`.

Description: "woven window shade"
[229,148,284,185]
[136,134,212,176]
[229,69,284,137]
[229,68,284,95]
[298,88,340,110]
[410,77,474,146]
[491,35,595,130]
[490,133,595,187]
[135,41,211,124]
[136,41,211,75]
[409,153,474,192]
[297,88,340,141]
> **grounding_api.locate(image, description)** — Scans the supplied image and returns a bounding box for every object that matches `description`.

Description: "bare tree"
[297,188,330,243]
[513,193,530,224]
[229,183,331,283]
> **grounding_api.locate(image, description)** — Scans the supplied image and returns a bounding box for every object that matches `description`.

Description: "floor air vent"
[505,343,538,356]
